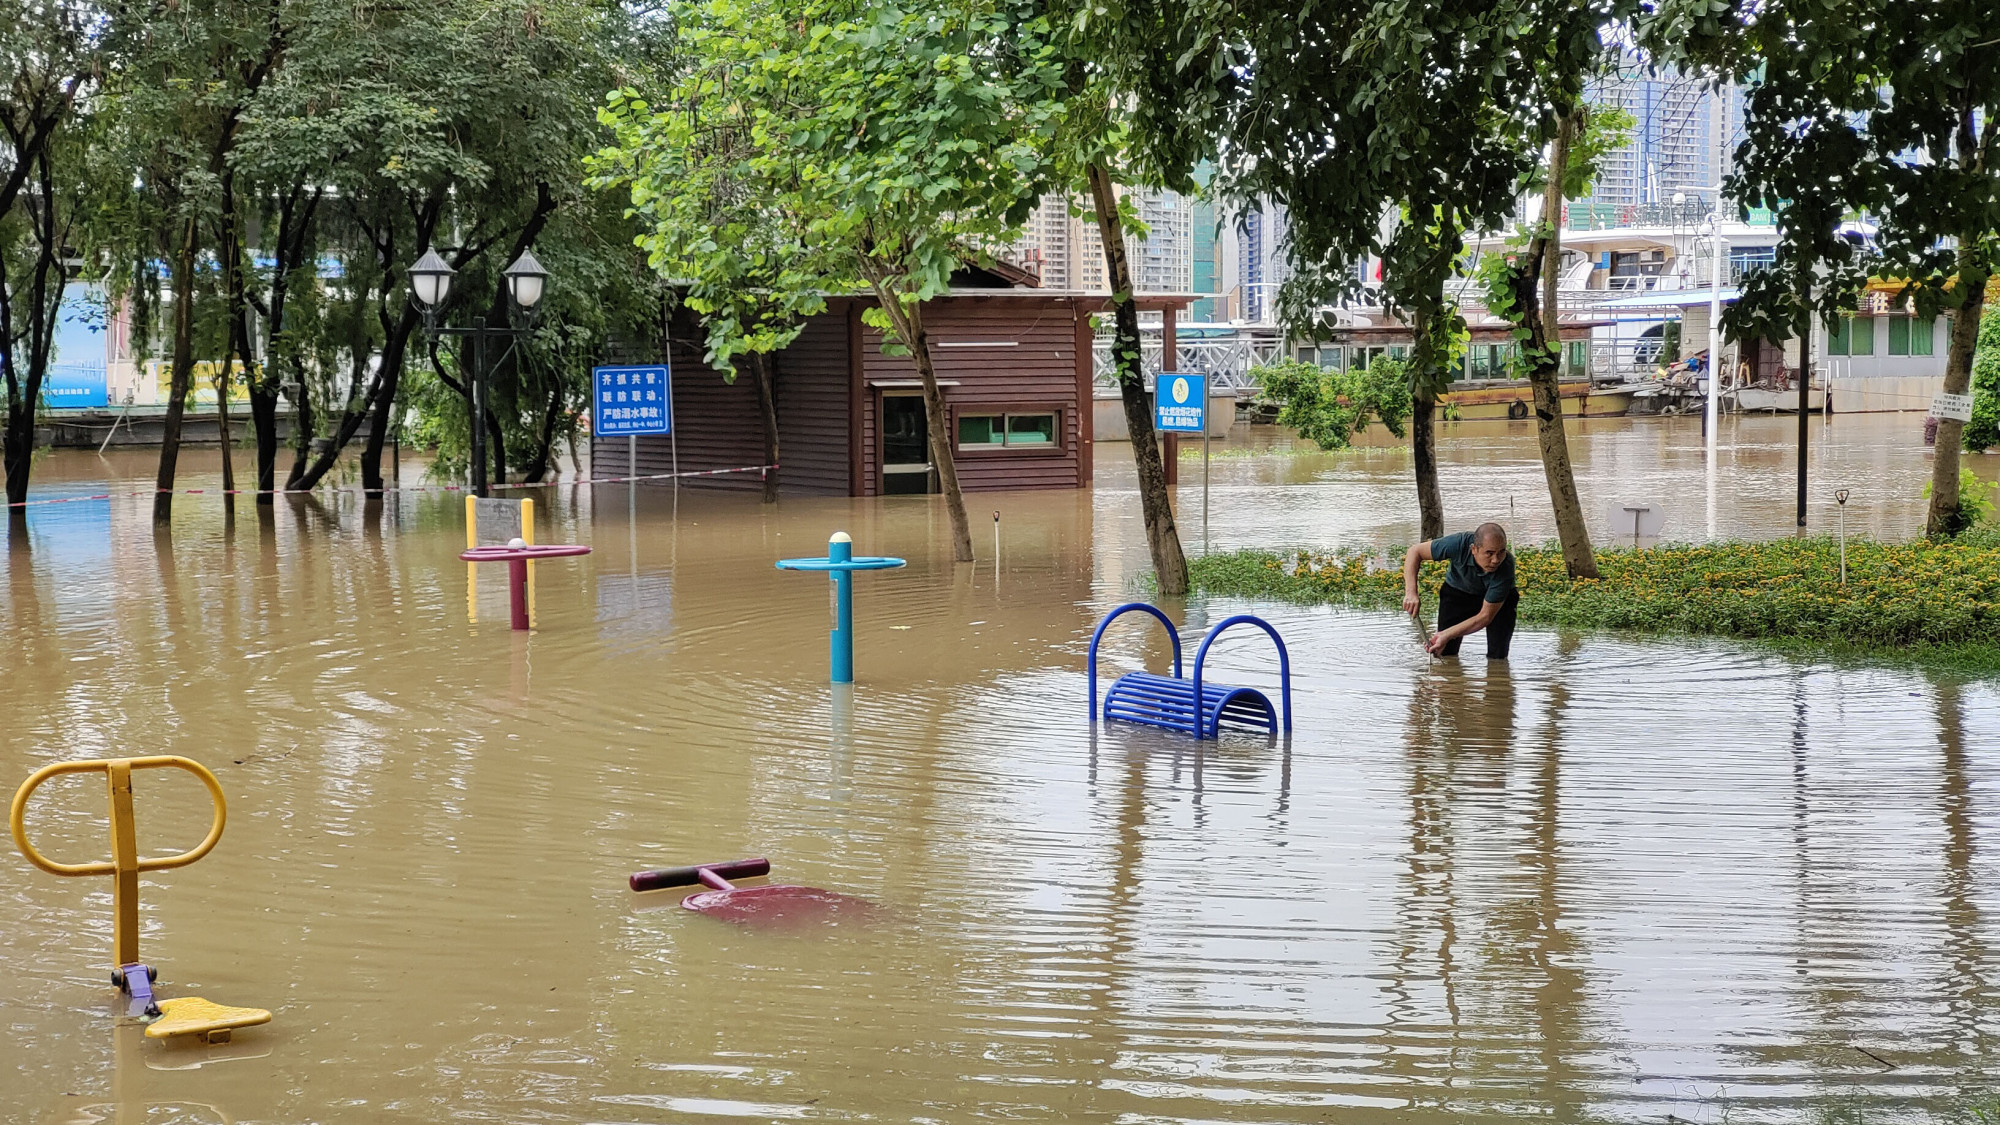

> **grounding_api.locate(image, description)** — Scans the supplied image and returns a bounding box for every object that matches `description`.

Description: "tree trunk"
[1407,303,1448,540]
[216,167,250,504]
[2,264,53,512]
[486,398,507,488]
[1087,161,1188,594]
[1412,391,1443,540]
[2,410,30,510]
[244,308,278,502]
[521,380,565,484]
[154,216,200,524]
[284,386,316,492]
[5,149,65,511]
[750,351,781,503]
[1515,111,1598,579]
[1925,249,1988,538]
[216,344,237,500]
[359,342,403,495]
[296,304,420,492]
[871,282,974,562]
[269,188,323,497]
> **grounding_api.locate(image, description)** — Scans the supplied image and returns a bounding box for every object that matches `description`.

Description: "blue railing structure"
[1087,602,1292,739]
[1088,603,1181,721]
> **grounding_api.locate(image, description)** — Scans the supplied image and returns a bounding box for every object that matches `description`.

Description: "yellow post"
[106,761,140,966]
[466,494,478,624]
[522,497,536,627]
[11,756,228,970]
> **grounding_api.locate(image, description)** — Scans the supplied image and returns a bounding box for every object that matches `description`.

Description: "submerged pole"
[1798,328,1811,528]
[1705,225,1725,460]
[829,532,854,683]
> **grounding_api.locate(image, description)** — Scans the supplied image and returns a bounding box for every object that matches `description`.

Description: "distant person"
[1401,522,1519,659]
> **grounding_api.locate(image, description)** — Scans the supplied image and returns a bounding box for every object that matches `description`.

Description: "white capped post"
[1706,210,1726,459]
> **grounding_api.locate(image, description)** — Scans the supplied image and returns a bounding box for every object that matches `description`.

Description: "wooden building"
[596,277,1196,495]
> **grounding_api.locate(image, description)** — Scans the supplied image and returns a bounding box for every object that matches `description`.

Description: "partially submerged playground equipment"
[776,532,906,683]
[10,755,271,1043]
[1089,603,1293,739]
[461,537,593,631]
[464,496,593,630]
[628,857,875,924]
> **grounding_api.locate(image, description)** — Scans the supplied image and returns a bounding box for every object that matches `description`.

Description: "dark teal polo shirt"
[1431,531,1518,604]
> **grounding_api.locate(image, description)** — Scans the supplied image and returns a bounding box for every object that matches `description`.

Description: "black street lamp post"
[409,248,549,498]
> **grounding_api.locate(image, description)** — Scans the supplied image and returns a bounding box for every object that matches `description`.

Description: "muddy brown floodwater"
[3,413,1998,1124]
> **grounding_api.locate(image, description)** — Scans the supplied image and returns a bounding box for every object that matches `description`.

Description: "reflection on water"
[2,416,1998,1123]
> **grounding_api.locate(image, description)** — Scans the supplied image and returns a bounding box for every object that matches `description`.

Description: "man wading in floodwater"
[1401,522,1519,659]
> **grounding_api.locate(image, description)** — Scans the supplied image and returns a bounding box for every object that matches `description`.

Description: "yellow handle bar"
[10,756,227,877]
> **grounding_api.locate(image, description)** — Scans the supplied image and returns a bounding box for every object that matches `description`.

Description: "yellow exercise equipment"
[10,755,270,1041]
[146,997,272,1044]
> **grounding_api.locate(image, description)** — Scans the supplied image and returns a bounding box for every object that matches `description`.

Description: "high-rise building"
[1187,163,1225,321]
[1583,61,1742,208]
[1220,200,1290,324]
[1010,188,1195,295]
[1015,195,1079,289]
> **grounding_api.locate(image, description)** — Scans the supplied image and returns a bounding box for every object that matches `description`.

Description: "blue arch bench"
[1087,603,1293,739]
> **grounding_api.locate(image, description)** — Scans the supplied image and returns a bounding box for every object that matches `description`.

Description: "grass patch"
[1188,533,2000,676]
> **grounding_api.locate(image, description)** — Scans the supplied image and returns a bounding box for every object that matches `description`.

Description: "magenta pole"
[508,556,530,630]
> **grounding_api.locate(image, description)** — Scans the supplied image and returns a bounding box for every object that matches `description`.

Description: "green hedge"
[1189,535,2000,671]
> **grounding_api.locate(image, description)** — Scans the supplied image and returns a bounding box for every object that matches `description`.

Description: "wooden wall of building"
[773,312,852,494]
[596,293,1092,496]
[855,295,1086,496]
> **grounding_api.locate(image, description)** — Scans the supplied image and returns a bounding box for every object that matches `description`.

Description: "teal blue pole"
[829,532,854,683]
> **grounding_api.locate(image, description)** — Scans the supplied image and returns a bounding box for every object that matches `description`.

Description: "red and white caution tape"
[4,464,777,510]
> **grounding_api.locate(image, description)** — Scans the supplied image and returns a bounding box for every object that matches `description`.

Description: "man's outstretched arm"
[1402,541,1433,616]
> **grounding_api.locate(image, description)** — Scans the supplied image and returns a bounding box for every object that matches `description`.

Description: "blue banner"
[43,283,109,408]
[592,364,672,437]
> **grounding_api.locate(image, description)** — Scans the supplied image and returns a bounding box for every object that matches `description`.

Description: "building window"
[1827,316,1876,356]
[1466,343,1517,380]
[1007,413,1056,447]
[958,411,1058,451]
[1915,318,1936,356]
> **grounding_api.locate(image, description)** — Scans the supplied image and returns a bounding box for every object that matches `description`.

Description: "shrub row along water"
[1189,535,2000,669]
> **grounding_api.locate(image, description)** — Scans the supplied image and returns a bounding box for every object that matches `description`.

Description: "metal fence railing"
[1091,331,1285,395]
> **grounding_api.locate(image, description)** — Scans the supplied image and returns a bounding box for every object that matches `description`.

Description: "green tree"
[1651,0,2000,537]
[1472,93,1631,580]
[804,0,1062,563]
[603,0,1061,562]
[0,0,98,522]
[234,0,657,496]
[1036,13,1190,591]
[1256,357,1412,452]
[94,0,288,522]
[1115,0,1621,574]
[596,19,833,503]
[1967,304,2000,453]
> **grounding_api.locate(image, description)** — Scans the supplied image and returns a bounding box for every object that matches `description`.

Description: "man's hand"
[1401,543,1430,621]
[1424,631,1448,655]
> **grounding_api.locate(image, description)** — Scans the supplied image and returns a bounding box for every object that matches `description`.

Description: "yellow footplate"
[145,997,272,1043]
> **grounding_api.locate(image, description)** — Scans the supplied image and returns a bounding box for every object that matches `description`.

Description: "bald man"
[1400,522,1519,659]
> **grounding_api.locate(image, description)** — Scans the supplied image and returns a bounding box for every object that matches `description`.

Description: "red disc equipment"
[459,541,591,630]
[628,857,874,927]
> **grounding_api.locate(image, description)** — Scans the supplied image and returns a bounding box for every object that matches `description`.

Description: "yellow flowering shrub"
[1189,536,2000,652]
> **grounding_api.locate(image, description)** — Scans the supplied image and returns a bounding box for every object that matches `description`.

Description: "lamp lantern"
[408,249,455,310]
[504,249,548,311]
